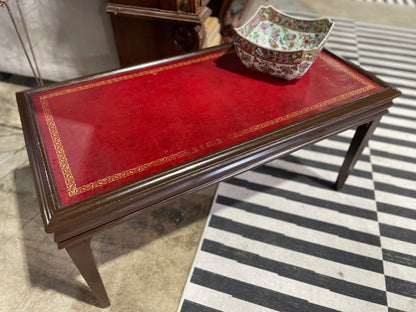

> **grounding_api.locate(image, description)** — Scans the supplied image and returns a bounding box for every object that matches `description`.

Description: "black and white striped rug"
[178,17,416,312]
[355,0,416,6]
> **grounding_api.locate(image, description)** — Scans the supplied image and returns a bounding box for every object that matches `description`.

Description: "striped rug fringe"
[178,17,416,312]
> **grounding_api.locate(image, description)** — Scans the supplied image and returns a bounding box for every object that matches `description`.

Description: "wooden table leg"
[335,117,381,190]
[66,239,111,308]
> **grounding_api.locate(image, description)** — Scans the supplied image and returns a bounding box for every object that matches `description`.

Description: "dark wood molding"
[16,45,401,243]
[16,44,401,306]
[106,3,211,24]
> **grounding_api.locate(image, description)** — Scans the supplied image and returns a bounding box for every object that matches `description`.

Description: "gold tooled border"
[39,51,376,199]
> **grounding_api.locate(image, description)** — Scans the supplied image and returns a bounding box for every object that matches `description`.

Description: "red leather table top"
[32,48,382,206]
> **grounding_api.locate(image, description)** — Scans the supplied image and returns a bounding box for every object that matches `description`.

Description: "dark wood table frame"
[16,45,401,308]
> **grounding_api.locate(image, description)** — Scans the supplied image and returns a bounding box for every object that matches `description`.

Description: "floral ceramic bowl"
[234,6,334,80]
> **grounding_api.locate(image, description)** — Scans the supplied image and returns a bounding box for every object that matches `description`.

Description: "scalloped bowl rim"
[234,5,335,53]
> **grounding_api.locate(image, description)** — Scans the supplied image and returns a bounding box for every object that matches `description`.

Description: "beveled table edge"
[16,44,402,243]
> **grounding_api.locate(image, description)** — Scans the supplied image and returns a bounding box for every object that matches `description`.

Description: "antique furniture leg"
[16,45,399,307]
[335,117,382,190]
[66,239,110,308]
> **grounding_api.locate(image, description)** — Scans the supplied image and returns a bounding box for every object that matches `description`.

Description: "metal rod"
[1,0,44,86]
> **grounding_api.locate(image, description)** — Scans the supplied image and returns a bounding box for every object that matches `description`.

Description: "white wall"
[0,0,120,82]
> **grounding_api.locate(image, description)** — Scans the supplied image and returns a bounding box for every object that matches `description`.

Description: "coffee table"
[16,44,400,307]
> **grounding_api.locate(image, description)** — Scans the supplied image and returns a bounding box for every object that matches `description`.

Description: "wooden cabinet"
[106,0,211,67]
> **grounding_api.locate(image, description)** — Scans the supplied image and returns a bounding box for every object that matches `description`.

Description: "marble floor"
[0,0,415,311]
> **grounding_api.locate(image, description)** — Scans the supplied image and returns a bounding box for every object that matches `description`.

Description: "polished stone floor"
[0,0,415,311]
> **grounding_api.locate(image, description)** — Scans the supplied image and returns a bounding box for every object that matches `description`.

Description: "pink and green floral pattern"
[246,22,327,51]
[238,6,333,39]
[235,46,313,80]
[234,6,334,80]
